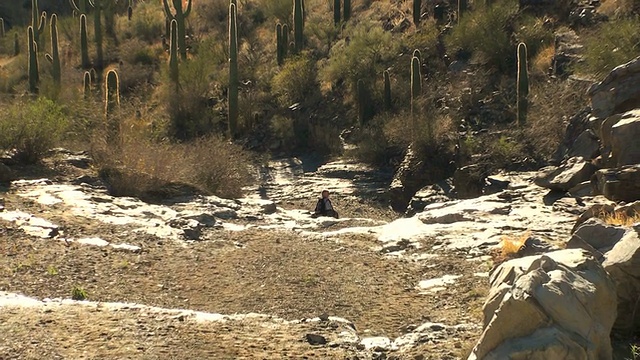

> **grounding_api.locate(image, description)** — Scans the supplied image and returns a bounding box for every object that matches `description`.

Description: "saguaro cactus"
[293,0,304,52]
[14,33,20,56]
[31,0,46,52]
[344,0,351,21]
[92,0,104,69]
[357,79,369,126]
[70,0,90,15]
[83,71,92,99]
[383,70,391,111]
[276,23,284,66]
[80,14,90,69]
[128,0,133,20]
[458,0,467,23]
[228,3,238,138]
[282,24,289,57]
[413,0,422,25]
[0,18,5,38]
[333,0,341,25]
[517,42,529,126]
[46,14,61,88]
[163,0,192,60]
[27,27,39,93]
[411,56,421,138]
[169,19,179,85]
[105,69,120,117]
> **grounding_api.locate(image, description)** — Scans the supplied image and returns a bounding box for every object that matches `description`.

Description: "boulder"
[568,129,600,161]
[534,157,597,191]
[588,56,640,119]
[454,164,488,199]
[610,109,640,167]
[0,163,14,184]
[469,249,616,360]
[594,165,640,202]
[566,218,627,260]
[388,145,428,212]
[602,228,640,332]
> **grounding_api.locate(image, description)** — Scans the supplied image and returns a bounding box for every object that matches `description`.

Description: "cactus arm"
[184,0,192,17]
[163,0,175,19]
[70,0,81,12]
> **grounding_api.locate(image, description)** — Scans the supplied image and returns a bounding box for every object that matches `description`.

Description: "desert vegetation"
[0,0,638,196]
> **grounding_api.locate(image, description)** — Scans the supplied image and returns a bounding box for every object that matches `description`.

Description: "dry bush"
[532,44,555,76]
[500,231,531,258]
[599,210,640,227]
[525,79,589,160]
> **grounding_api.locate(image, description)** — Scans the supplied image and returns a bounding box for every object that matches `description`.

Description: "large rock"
[454,164,488,199]
[469,249,616,360]
[589,56,640,119]
[594,165,640,202]
[534,157,597,191]
[0,163,14,184]
[388,145,429,212]
[567,217,627,260]
[602,227,640,332]
[568,129,600,160]
[610,110,640,167]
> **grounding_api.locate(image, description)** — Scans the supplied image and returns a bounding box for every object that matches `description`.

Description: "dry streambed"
[0,156,587,359]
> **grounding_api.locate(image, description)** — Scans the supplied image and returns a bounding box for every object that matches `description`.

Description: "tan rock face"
[469,249,616,360]
[589,56,640,119]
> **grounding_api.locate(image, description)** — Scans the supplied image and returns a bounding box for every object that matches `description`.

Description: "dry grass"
[500,231,531,258]
[532,44,555,76]
[600,211,640,227]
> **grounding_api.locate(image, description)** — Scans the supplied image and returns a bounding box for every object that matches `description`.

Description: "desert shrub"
[445,0,519,71]
[194,0,229,32]
[525,79,589,159]
[321,20,399,91]
[0,98,69,163]
[0,54,26,93]
[92,134,254,200]
[515,16,554,60]
[128,1,165,43]
[119,39,158,66]
[255,0,292,22]
[578,17,640,78]
[271,52,318,106]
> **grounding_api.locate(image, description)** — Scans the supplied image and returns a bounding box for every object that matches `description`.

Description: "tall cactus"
[83,71,92,99]
[383,70,391,111]
[458,0,467,23]
[293,0,304,53]
[80,14,90,69]
[344,0,351,21]
[276,23,284,66]
[128,0,133,20]
[413,49,422,63]
[46,14,61,88]
[413,0,422,25]
[169,19,179,86]
[14,33,20,56]
[357,79,369,126]
[69,0,90,15]
[282,24,289,57]
[333,0,341,25]
[517,42,529,126]
[0,18,5,38]
[93,0,104,69]
[31,0,46,52]
[27,27,39,93]
[411,56,421,138]
[228,2,238,138]
[163,0,192,60]
[105,69,120,117]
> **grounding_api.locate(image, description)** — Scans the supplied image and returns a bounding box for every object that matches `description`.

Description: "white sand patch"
[418,275,462,294]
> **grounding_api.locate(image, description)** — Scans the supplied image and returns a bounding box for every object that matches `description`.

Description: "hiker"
[312,190,339,218]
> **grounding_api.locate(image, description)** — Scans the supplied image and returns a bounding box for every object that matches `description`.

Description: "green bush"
[515,16,554,60]
[128,1,165,43]
[578,18,640,78]
[271,52,318,106]
[321,20,399,91]
[445,0,519,71]
[0,98,69,163]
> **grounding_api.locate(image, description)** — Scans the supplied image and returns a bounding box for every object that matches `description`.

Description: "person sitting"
[312,190,339,218]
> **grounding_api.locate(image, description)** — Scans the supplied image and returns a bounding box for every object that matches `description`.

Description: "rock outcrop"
[534,156,596,192]
[593,165,640,202]
[567,217,627,260]
[588,56,640,119]
[469,249,616,360]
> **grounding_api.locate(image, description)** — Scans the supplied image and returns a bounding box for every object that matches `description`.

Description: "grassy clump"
[0,98,69,164]
[577,17,640,78]
[71,286,88,301]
